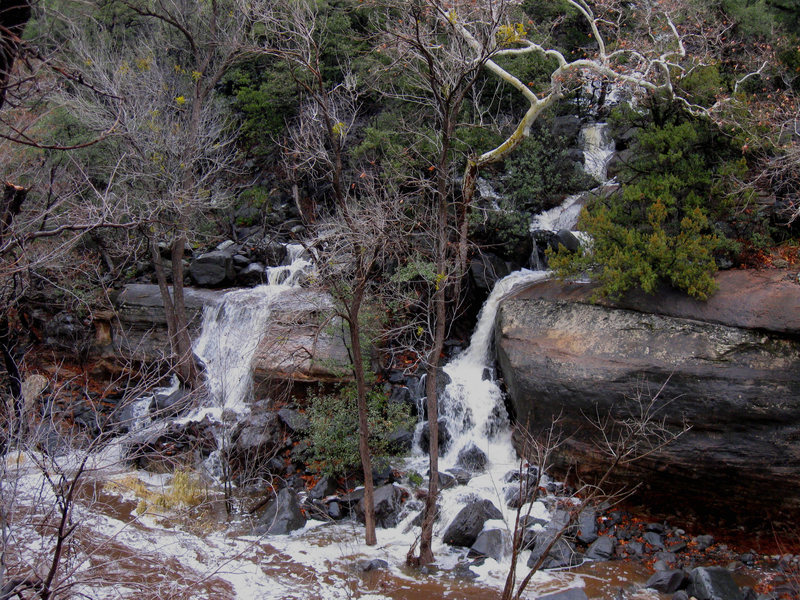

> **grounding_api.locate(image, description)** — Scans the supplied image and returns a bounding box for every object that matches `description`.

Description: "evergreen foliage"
[306,384,414,476]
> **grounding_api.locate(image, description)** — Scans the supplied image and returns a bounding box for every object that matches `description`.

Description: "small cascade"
[529,192,585,233]
[579,122,615,182]
[187,247,313,422]
[435,269,551,469]
[266,243,313,286]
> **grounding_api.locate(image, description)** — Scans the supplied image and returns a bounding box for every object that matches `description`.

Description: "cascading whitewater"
[436,269,551,469]
[188,247,312,422]
[579,122,615,182]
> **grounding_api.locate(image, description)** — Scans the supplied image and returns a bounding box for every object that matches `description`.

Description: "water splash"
[437,269,551,468]
[579,122,615,182]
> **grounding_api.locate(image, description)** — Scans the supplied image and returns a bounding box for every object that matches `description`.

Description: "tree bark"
[348,278,377,545]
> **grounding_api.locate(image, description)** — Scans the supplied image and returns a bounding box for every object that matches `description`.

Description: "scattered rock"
[585,536,615,561]
[277,408,309,433]
[469,528,508,561]
[687,566,744,600]
[456,443,488,472]
[308,474,338,500]
[189,250,235,286]
[446,467,472,485]
[356,484,405,529]
[253,488,306,535]
[646,570,688,594]
[357,559,389,572]
[442,499,503,548]
[576,508,599,544]
[419,419,451,454]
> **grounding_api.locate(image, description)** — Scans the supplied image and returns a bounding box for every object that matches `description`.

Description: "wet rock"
[695,534,715,551]
[437,471,457,490]
[446,467,472,485]
[153,386,190,415]
[356,484,405,529]
[456,443,488,472]
[388,385,411,405]
[644,531,665,550]
[442,499,503,548]
[469,528,508,561]
[309,474,338,500]
[655,551,678,567]
[386,428,414,453]
[528,537,579,570]
[471,253,514,292]
[552,229,581,253]
[585,536,615,561]
[419,419,451,454]
[237,262,266,286]
[504,481,536,509]
[189,250,235,286]
[229,411,283,479]
[127,419,216,472]
[277,408,309,433]
[576,508,599,544]
[327,500,343,520]
[538,589,589,600]
[687,566,744,600]
[357,559,388,572]
[520,515,548,529]
[672,592,690,600]
[498,271,800,528]
[254,488,306,535]
[646,570,688,594]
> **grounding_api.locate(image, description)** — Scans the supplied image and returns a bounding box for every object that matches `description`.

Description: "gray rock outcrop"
[495,270,800,527]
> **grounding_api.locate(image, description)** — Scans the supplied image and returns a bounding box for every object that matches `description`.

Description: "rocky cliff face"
[495,270,800,528]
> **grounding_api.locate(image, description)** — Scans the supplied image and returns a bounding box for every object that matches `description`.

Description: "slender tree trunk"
[417,123,453,565]
[169,233,198,388]
[150,236,198,388]
[348,279,377,545]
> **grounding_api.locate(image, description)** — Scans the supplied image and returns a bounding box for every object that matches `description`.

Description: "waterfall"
[185,247,312,422]
[436,269,550,469]
[529,192,585,232]
[579,122,615,182]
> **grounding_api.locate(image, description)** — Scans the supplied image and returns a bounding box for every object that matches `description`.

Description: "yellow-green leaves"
[497,23,528,46]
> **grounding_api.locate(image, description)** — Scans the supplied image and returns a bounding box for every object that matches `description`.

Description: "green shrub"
[306,385,414,476]
[550,112,732,300]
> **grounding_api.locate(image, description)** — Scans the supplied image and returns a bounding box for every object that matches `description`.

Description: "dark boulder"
[646,570,688,594]
[189,250,235,286]
[576,507,599,544]
[419,419,451,454]
[357,559,389,572]
[253,487,307,535]
[277,408,309,434]
[446,467,472,485]
[456,443,488,472]
[687,567,744,600]
[468,528,508,561]
[585,535,615,561]
[308,474,338,500]
[527,537,579,570]
[442,499,503,548]
[356,484,405,529]
[236,262,266,286]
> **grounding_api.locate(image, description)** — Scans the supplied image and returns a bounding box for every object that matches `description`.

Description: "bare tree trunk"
[150,236,198,389]
[348,279,377,545]
[169,234,198,389]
